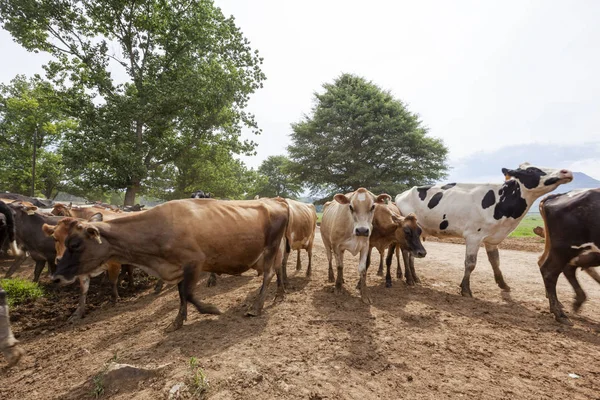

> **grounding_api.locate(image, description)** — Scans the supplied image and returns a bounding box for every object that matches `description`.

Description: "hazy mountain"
[529,171,600,213]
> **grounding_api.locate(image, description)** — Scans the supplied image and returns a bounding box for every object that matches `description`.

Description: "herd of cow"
[0,161,599,368]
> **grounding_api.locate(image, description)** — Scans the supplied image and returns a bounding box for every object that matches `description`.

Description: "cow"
[49,198,289,331]
[0,201,22,259]
[0,192,52,208]
[537,188,600,324]
[366,202,427,287]
[321,188,390,304]
[396,162,573,297]
[3,201,61,281]
[191,190,211,199]
[51,203,123,220]
[280,199,317,283]
[43,213,132,320]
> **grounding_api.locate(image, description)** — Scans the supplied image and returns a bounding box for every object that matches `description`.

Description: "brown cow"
[321,188,390,304]
[49,198,289,330]
[51,203,123,220]
[43,213,129,320]
[280,199,317,283]
[367,203,427,287]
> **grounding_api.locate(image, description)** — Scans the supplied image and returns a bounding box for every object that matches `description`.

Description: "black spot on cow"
[417,186,432,201]
[441,183,456,190]
[427,192,443,209]
[477,228,481,232]
[544,177,560,186]
[481,190,496,209]
[440,220,449,230]
[501,167,546,189]
[493,180,528,220]
[443,214,446,219]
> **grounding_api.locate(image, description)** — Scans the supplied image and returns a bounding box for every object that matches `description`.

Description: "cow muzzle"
[51,274,77,285]
[355,227,370,237]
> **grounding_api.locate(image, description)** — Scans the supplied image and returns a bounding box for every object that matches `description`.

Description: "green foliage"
[188,357,210,398]
[0,75,75,198]
[0,0,265,205]
[252,155,302,199]
[509,215,544,238]
[288,73,448,198]
[0,278,44,307]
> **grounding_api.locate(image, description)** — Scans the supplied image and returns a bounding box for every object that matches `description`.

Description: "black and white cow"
[537,188,600,324]
[395,162,573,297]
[191,190,211,199]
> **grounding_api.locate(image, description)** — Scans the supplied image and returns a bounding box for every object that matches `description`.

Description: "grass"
[509,214,543,238]
[316,212,323,223]
[0,278,44,306]
[90,352,119,398]
[188,357,210,398]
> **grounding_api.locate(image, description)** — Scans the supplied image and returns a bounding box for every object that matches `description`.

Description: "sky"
[2,0,600,183]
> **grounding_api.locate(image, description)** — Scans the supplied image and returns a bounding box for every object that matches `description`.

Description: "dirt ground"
[1,231,599,400]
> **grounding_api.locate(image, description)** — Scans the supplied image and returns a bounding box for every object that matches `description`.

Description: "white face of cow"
[334,188,390,237]
[502,162,573,196]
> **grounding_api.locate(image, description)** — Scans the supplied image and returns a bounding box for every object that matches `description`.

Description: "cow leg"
[385,250,393,288]
[107,264,120,303]
[403,249,416,286]
[325,243,335,283]
[386,243,396,274]
[48,259,56,276]
[377,249,384,277]
[484,243,510,292]
[358,246,371,304]
[4,252,27,279]
[395,245,403,279]
[153,279,164,294]
[281,242,290,286]
[306,246,313,278]
[296,249,302,271]
[206,272,217,287]
[563,266,586,313]
[409,253,420,284]
[247,244,282,316]
[119,264,134,289]
[540,256,571,324]
[69,276,90,321]
[33,260,46,283]
[0,287,25,367]
[334,250,345,294]
[460,239,480,297]
[358,248,374,290]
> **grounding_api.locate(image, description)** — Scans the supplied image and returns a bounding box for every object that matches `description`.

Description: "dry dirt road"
[1,232,599,399]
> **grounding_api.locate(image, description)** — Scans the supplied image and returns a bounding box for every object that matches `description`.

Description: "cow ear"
[502,168,516,180]
[25,205,38,215]
[88,213,103,222]
[391,214,404,225]
[404,213,417,223]
[86,226,102,244]
[68,202,72,208]
[334,194,350,204]
[376,194,391,204]
[42,223,55,237]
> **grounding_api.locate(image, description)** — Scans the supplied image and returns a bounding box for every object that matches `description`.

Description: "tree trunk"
[124,181,140,206]
[31,126,37,197]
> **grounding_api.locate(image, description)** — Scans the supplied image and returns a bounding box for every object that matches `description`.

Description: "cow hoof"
[245,309,260,317]
[3,345,25,368]
[165,320,184,332]
[460,289,473,298]
[376,270,383,277]
[406,279,415,286]
[414,277,421,284]
[206,276,217,287]
[572,302,584,313]
[328,276,335,283]
[198,303,222,315]
[500,284,511,292]
[334,286,343,295]
[555,315,573,326]
[361,296,372,305]
[275,291,285,302]
[385,281,392,288]
[68,311,84,323]
[296,265,302,271]
[305,271,312,279]
[153,282,164,294]
[396,273,403,279]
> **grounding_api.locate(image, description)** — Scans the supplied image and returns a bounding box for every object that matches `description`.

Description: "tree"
[288,74,448,198]
[252,155,302,199]
[0,0,265,205]
[0,75,75,198]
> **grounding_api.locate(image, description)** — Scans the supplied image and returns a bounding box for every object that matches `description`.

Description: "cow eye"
[403,227,412,235]
[349,205,354,213]
[370,204,375,211]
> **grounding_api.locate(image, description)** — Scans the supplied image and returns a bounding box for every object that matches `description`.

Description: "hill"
[529,171,600,213]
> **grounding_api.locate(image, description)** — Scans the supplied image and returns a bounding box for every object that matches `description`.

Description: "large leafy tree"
[0,75,76,198]
[0,0,265,205]
[252,155,302,199]
[288,74,448,197]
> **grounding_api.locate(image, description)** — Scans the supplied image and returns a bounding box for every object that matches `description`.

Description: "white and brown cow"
[321,188,390,304]
[50,198,289,331]
[537,188,600,324]
[396,162,573,297]
[280,199,317,283]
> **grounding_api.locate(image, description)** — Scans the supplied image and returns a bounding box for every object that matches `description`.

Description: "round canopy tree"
[288,74,448,198]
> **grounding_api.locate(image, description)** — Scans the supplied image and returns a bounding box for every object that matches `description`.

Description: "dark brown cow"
[50,198,289,330]
[366,202,427,287]
[537,188,600,324]
[280,199,317,283]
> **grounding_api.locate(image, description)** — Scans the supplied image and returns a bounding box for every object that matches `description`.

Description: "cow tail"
[0,201,17,243]
[537,196,552,268]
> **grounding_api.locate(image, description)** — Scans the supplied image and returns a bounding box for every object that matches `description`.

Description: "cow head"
[51,203,72,217]
[501,162,573,194]
[0,201,23,257]
[43,213,108,284]
[334,188,390,237]
[392,213,427,258]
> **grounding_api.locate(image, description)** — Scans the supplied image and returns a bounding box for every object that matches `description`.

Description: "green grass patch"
[509,214,543,238]
[316,212,323,223]
[0,278,44,306]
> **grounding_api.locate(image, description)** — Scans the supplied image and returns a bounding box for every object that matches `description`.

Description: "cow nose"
[355,227,370,236]
[417,250,427,258]
[55,257,61,264]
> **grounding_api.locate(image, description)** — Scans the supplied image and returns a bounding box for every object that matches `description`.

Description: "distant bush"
[0,278,44,306]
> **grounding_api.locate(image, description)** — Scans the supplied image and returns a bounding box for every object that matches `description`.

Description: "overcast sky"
[2,0,600,183]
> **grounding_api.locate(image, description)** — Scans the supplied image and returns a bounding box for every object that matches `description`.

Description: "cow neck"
[97,218,158,262]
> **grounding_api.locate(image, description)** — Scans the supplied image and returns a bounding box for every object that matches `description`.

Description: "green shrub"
[0,278,44,306]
